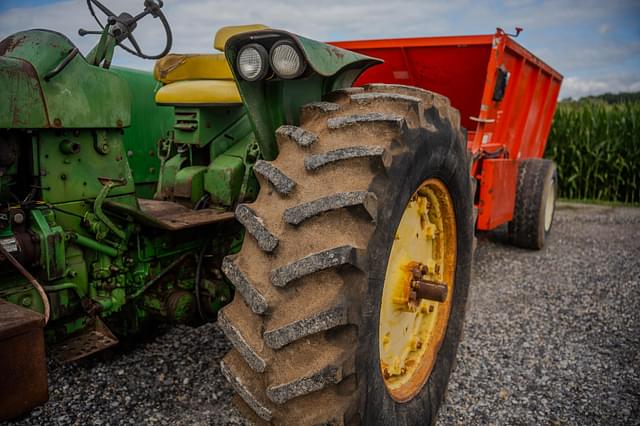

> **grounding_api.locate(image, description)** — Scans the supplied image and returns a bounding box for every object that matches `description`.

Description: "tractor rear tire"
[219,84,473,424]
[508,158,558,249]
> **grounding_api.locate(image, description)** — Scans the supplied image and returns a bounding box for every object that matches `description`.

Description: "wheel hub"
[378,178,457,402]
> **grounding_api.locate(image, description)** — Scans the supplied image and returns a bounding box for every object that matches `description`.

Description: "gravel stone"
[439,202,640,425]
[8,323,249,426]
[6,203,638,425]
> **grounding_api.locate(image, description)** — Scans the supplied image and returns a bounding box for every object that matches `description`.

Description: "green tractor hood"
[0,29,130,129]
[225,29,382,160]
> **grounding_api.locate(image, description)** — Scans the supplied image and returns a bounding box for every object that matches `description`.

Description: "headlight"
[237,44,269,81]
[270,40,306,79]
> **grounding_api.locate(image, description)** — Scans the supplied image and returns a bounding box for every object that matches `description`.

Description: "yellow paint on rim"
[378,178,457,402]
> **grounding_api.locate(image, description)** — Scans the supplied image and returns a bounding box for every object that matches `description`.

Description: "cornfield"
[545,99,640,203]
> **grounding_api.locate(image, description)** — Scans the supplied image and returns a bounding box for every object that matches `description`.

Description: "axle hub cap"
[378,178,457,402]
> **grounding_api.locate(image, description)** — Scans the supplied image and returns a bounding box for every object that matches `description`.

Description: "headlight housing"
[269,40,306,79]
[237,43,269,81]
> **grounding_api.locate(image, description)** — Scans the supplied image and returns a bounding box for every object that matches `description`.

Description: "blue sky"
[1,0,639,99]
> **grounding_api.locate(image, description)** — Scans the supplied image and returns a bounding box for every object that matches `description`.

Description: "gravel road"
[7,202,640,426]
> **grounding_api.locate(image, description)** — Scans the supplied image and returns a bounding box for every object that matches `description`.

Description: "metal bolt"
[411,279,448,303]
[411,264,423,280]
[13,212,24,224]
[383,368,391,379]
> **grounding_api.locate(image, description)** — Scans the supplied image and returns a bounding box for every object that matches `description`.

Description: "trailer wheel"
[508,159,558,249]
[219,84,473,424]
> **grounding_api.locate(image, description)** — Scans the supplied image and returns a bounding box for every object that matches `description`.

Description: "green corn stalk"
[545,98,640,203]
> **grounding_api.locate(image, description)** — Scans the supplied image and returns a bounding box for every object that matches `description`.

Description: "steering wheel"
[86,0,172,59]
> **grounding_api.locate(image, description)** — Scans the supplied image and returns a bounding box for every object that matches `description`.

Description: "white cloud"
[535,41,640,74]
[1,0,639,98]
[561,74,640,99]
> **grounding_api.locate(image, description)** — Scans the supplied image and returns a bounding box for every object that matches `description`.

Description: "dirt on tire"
[219,84,474,424]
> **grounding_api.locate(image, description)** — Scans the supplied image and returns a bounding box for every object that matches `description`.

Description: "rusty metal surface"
[0,243,50,323]
[50,317,118,364]
[125,199,234,231]
[0,300,48,421]
[0,299,44,339]
[411,280,448,303]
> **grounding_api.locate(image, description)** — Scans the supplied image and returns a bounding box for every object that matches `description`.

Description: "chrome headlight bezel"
[269,40,307,79]
[236,43,269,82]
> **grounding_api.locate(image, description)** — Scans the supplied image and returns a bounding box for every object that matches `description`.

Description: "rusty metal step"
[50,317,118,363]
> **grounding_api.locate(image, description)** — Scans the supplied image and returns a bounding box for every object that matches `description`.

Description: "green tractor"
[0,1,473,424]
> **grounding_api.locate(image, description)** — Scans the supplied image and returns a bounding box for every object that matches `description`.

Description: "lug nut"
[411,265,423,280]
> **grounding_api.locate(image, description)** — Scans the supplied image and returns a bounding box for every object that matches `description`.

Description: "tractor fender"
[224,29,382,160]
[0,30,131,129]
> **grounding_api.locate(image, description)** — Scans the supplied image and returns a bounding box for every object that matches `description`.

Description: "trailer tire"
[219,84,473,425]
[508,158,557,249]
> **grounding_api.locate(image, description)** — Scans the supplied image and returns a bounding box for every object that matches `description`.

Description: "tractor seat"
[154,24,268,106]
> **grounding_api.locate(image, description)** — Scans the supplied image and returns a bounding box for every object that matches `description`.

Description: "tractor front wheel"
[219,84,473,424]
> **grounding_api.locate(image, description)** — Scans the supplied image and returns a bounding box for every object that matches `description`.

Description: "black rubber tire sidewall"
[539,163,558,240]
[361,121,473,425]
[509,158,558,250]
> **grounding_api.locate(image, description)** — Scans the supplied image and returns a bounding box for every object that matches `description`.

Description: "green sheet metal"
[225,29,382,160]
[110,67,174,196]
[0,30,130,128]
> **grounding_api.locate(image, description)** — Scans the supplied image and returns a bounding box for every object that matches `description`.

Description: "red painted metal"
[331,29,563,231]
[477,159,518,230]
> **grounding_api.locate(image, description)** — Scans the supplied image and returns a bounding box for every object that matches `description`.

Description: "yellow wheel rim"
[378,178,457,402]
